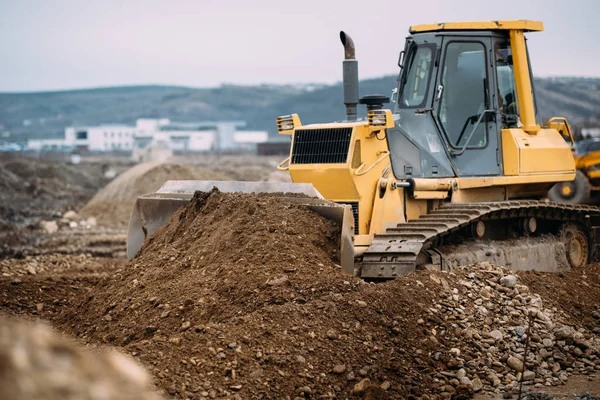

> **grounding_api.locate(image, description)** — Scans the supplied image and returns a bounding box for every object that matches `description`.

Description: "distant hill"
[1,76,599,141]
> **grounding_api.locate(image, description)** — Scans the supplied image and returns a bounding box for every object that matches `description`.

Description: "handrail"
[277,156,291,171]
[451,109,495,156]
[548,117,575,148]
[354,151,390,176]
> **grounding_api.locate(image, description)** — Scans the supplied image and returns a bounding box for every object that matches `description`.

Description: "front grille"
[291,128,352,164]
[339,202,359,235]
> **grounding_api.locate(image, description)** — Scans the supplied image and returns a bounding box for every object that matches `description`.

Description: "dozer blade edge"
[126,180,355,274]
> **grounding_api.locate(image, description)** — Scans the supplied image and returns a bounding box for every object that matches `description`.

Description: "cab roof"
[409,20,543,34]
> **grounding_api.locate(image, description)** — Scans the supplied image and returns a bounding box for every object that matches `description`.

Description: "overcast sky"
[1,0,599,92]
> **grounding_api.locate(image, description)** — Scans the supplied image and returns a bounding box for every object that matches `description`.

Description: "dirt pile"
[0,160,110,256]
[0,254,123,320]
[0,160,107,227]
[81,162,228,227]
[0,315,163,400]
[55,190,598,399]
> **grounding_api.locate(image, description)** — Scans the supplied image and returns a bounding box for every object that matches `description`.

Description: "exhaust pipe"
[340,31,359,122]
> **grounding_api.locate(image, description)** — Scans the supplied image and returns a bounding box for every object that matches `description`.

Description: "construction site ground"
[0,154,599,400]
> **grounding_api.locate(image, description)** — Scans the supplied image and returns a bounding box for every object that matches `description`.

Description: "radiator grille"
[291,128,352,164]
[339,202,359,235]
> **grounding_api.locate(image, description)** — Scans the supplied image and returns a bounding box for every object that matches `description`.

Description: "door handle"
[436,85,443,100]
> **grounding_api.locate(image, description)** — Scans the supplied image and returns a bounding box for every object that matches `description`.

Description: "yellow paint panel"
[290,165,358,201]
[501,128,575,175]
[409,20,543,33]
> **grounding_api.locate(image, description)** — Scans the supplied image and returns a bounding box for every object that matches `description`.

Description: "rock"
[299,386,311,395]
[500,275,517,288]
[69,221,78,228]
[542,338,553,348]
[456,369,467,380]
[332,364,346,374]
[554,325,576,340]
[356,300,367,307]
[267,275,289,286]
[449,348,461,357]
[39,220,58,234]
[460,377,472,386]
[514,326,526,337]
[346,372,355,381]
[228,342,237,349]
[229,385,242,391]
[364,385,388,400]
[488,329,504,342]
[507,356,524,372]
[523,371,535,381]
[353,378,371,395]
[380,381,391,391]
[574,338,590,350]
[593,312,600,320]
[63,210,79,220]
[472,378,483,392]
[296,355,306,364]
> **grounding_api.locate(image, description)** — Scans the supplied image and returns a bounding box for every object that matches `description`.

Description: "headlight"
[276,114,302,135]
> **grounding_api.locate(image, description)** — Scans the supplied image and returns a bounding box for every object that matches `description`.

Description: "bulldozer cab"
[389,22,541,179]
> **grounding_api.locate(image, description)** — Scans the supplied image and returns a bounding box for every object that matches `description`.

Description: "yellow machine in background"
[549,138,600,204]
[128,20,600,278]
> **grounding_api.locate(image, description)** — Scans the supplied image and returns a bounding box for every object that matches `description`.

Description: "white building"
[27,119,267,153]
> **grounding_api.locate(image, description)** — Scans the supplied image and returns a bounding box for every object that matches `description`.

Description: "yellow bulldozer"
[548,138,600,204]
[127,20,600,278]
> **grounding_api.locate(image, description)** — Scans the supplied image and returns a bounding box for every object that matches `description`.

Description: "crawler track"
[360,200,600,278]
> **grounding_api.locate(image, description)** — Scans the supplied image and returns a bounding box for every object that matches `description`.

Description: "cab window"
[495,42,519,118]
[399,45,434,108]
[439,41,487,148]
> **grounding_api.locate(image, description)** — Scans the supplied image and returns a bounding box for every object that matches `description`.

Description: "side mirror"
[397,50,405,68]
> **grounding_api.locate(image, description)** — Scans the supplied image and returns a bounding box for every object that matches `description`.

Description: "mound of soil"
[53,191,600,399]
[81,162,228,227]
[0,315,163,400]
[0,254,123,320]
[0,160,107,227]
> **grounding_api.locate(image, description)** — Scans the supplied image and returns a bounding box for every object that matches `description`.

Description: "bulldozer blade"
[126,180,355,274]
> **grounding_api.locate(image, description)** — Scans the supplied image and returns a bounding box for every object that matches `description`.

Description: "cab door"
[433,36,501,176]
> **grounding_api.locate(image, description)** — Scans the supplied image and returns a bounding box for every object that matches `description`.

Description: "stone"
[456,369,466,380]
[472,378,483,392]
[63,210,79,220]
[523,371,535,381]
[296,355,306,364]
[554,325,576,340]
[500,275,517,288]
[542,338,553,348]
[353,378,371,395]
[449,348,461,357]
[39,220,58,234]
[267,275,289,286]
[574,338,590,350]
[332,364,346,374]
[460,377,472,386]
[299,386,311,395]
[507,356,524,372]
[488,329,504,342]
[514,326,526,337]
[380,381,391,391]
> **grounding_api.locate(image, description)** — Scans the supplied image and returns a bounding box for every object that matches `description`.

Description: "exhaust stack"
[340,31,359,121]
